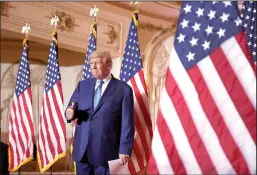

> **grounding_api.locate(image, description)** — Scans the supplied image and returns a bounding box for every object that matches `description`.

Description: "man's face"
[90,57,111,80]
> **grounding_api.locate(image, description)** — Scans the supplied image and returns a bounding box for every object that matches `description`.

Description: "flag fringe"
[70,144,76,173]
[37,142,66,174]
[22,38,29,48]
[132,10,139,26]
[90,22,97,39]
[8,146,34,172]
[52,30,58,45]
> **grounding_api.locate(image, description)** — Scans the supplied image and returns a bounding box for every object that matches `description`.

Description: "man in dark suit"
[66,51,135,175]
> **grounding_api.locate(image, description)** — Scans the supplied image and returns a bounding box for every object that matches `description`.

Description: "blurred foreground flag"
[148,1,256,175]
[240,1,256,62]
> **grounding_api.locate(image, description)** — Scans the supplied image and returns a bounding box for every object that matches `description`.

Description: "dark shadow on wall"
[0,141,9,175]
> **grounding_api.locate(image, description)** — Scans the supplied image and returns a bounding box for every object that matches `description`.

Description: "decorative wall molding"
[106,2,180,22]
[104,25,119,44]
[143,31,175,128]
[1,2,123,58]
[138,22,177,36]
[45,11,79,32]
[0,2,15,17]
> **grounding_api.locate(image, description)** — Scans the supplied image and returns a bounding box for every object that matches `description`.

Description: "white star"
[249,33,253,38]
[252,17,255,22]
[245,15,250,20]
[196,8,204,17]
[247,7,252,12]
[208,10,216,20]
[254,44,256,48]
[217,28,226,38]
[212,1,218,5]
[234,17,242,26]
[186,52,195,62]
[244,23,247,28]
[253,52,256,56]
[248,41,252,46]
[189,37,199,47]
[202,41,210,50]
[181,19,189,28]
[223,1,232,7]
[192,22,201,32]
[250,25,254,30]
[177,33,186,43]
[205,25,213,35]
[183,4,192,14]
[253,9,256,13]
[220,13,230,23]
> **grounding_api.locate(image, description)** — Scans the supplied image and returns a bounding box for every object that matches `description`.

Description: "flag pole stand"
[18,166,21,175]
[50,166,53,175]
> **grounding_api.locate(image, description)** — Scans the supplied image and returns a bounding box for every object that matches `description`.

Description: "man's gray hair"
[89,51,112,66]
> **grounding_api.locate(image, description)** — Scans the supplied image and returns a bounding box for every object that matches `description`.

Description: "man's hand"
[119,154,130,165]
[66,102,75,120]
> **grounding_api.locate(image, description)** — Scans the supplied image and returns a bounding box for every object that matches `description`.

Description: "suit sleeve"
[119,86,135,156]
[65,81,80,123]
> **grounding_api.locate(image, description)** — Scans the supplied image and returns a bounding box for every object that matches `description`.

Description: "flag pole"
[49,15,59,175]
[50,166,53,175]
[16,23,31,175]
[90,4,99,22]
[18,166,21,175]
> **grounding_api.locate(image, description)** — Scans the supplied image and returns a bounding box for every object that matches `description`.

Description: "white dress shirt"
[95,73,112,96]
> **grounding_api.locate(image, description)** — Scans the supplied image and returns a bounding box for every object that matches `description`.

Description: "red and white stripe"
[148,32,256,174]
[127,69,153,174]
[9,88,34,172]
[37,82,66,173]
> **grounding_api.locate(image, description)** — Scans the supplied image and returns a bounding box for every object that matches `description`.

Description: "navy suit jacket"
[67,76,135,168]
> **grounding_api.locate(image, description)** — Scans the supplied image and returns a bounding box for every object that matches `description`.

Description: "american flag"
[120,10,152,174]
[82,22,97,80]
[148,1,256,174]
[70,21,97,172]
[37,31,66,173]
[241,1,256,62]
[8,39,35,172]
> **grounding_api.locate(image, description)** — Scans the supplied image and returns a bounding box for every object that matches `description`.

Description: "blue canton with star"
[175,1,243,70]
[82,24,97,80]
[241,1,256,62]
[120,12,142,82]
[44,39,61,92]
[15,45,31,97]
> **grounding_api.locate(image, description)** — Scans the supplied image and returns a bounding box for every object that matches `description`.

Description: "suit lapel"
[92,77,117,115]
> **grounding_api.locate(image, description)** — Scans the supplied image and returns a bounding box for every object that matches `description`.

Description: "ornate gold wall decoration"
[143,31,176,128]
[104,25,118,44]
[0,2,15,17]
[138,22,177,34]
[45,11,78,32]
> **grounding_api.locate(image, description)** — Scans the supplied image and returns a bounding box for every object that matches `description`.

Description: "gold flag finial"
[21,23,31,38]
[130,1,140,11]
[51,15,59,30]
[90,5,99,21]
